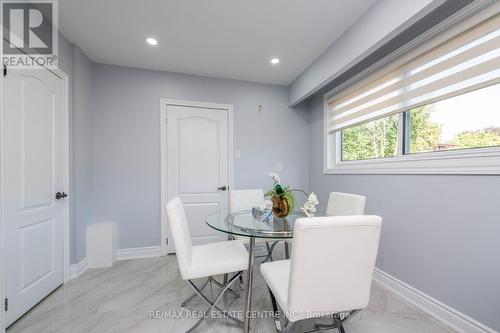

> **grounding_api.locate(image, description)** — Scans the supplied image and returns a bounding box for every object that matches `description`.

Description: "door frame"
[160,98,234,254]
[0,66,71,332]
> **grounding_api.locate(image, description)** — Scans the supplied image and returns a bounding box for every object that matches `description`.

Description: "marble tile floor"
[7,251,456,333]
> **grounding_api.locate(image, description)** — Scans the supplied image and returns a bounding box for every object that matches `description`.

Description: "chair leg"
[211,276,239,297]
[209,276,214,299]
[210,275,242,318]
[265,242,272,261]
[185,272,244,332]
[282,321,297,333]
[181,279,209,307]
[268,287,281,332]
[185,308,209,333]
[222,274,229,308]
[314,310,359,332]
[262,241,279,263]
[284,241,291,259]
[239,274,245,291]
[334,314,346,333]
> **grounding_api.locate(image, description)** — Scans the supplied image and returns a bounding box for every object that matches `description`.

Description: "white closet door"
[3,68,65,326]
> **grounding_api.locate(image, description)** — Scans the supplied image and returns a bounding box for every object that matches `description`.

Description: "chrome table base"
[243,237,256,333]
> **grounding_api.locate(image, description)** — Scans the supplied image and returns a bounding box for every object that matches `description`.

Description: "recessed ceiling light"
[146,37,158,46]
[270,58,280,65]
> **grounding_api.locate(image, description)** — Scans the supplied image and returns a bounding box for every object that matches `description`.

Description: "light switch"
[235,150,241,160]
[277,163,283,172]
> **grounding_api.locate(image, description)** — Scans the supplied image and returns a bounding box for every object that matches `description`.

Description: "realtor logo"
[2,0,58,68]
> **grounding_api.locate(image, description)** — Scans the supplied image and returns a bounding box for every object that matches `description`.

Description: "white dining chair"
[230,189,280,262]
[326,192,366,216]
[283,191,367,256]
[166,197,248,332]
[260,215,382,333]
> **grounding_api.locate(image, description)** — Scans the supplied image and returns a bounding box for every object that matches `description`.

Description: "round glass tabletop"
[205,209,328,239]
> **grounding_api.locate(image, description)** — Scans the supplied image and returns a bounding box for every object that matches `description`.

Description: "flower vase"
[271,195,290,217]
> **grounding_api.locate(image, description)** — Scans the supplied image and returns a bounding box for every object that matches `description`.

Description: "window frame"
[324,99,500,175]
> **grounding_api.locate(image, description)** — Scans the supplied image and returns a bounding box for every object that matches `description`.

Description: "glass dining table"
[205,209,328,333]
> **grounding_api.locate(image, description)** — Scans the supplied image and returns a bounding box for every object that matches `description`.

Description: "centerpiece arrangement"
[266,173,319,218]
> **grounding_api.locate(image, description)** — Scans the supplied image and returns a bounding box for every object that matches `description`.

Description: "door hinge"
[3,65,7,77]
[4,298,8,311]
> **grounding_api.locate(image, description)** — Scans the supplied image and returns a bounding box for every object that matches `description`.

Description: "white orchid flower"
[301,205,315,217]
[269,172,280,184]
[301,192,319,217]
[308,192,319,205]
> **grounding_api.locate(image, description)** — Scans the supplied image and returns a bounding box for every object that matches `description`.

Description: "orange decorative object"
[271,195,290,217]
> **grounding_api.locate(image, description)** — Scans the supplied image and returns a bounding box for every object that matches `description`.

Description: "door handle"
[55,192,68,200]
[217,186,227,191]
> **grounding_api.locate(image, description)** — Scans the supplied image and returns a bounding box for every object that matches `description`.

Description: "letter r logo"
[2,1,53,54]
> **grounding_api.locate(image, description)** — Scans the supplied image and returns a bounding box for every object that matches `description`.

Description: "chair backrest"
[229,189,265,212]
[288,215,382,317]
[165,197,193,279]
[326,192,366,216]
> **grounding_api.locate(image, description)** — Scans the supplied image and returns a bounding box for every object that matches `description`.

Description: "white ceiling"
[59,0,377,85]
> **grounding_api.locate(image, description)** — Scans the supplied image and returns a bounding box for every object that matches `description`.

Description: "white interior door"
[3,68,66,326]
[166,102,230,249]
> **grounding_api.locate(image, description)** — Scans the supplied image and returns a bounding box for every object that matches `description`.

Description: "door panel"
[19,219,55,290]
[20,76,55,210]
[178,117,220,193]
[167,104,229,248]
[3,69,65,326]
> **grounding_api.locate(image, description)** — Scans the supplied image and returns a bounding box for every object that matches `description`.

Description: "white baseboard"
[68,246,163,281]
[114,246,163,261]
[69,257,88,280]
[373,268,497,333]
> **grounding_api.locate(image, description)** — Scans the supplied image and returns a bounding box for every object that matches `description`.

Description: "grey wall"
[91,64,309,250]
[288,0,436,106]
[58,34,94,264]
[70,47,93,264]
[307,94,500,330]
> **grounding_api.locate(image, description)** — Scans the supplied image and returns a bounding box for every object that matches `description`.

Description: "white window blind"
[327,14,500,133]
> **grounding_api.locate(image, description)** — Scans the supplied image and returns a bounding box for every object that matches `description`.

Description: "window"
[341,115,399,161]
[325,13,500,174]
[405,83,500,154]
